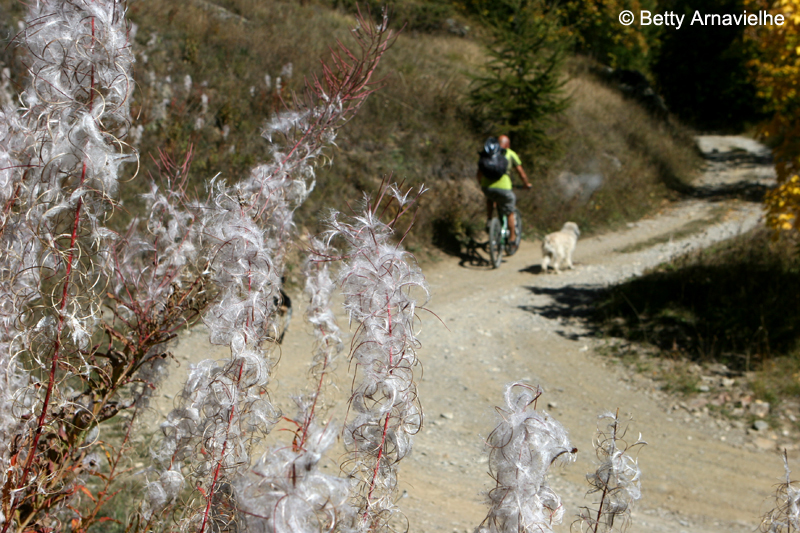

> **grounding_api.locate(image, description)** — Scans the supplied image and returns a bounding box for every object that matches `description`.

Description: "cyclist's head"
[498,135,510,149]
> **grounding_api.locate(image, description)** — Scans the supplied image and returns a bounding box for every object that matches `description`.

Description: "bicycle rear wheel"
[488,217,503,268]
[506,208,523,256]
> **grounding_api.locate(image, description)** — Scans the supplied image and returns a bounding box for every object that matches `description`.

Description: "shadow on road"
[456,238,493,269]
[518,285,602,337]
[519,285,600,341]
[519,264,543,275]
[681,149,774,202]
[701,149,772,166]
[518,231,800,370]
[688,181,772,203]
[431,228,494,269]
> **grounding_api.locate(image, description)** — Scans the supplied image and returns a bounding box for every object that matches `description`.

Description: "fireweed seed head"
[478,383,576,533]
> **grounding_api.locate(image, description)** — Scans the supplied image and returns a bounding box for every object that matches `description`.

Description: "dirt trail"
[158,135,779,533]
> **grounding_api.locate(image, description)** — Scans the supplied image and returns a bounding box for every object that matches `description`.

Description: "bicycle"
[488,207,522,268]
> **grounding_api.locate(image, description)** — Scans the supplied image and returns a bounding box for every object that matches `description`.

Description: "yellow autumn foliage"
[746,0,800,231]
[765,175,800,230]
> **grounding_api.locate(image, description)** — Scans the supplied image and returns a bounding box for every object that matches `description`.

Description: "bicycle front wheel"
[488,217,503,268]
[506,208,522,256]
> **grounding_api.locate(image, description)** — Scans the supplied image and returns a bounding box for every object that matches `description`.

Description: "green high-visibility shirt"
[481,148,521,190]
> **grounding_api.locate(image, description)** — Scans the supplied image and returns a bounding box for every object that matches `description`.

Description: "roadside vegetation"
[596,228,800,410]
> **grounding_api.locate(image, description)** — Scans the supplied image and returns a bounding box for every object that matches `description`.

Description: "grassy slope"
[595,228,800,405]
[0,0,700,254]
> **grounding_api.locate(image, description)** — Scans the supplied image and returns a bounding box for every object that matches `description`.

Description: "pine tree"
[467,0,570,147]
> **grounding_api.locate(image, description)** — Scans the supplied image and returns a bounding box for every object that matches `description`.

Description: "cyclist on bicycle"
[476,134,532,249]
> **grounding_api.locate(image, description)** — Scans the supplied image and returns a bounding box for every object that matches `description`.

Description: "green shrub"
[467,0,571,148]
[558,0,661,71]
[596,229,800,371]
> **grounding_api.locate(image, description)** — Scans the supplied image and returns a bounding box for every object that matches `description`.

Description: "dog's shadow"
[520,264,543,275]
[519,264,581,275]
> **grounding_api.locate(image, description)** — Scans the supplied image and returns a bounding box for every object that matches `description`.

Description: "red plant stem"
[363,412,390,525]
[89,18,95,111]
[593,413,619,533]
[299,349,326,449]
[362,296,394,528]
[592,485,609,533]
[298,319,337,449]
[78,406,139,532]
[3,13,97,525]
[0,183,21,235]
[2,162,87,533]
[198,359,245,533]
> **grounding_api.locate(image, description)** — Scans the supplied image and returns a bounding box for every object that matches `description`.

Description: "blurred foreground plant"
[476,386,645,533]
[576,411,645,533]
[0,0,399,530]
[760,450,800,533]
[225,182,427,533]
[476,383,577,533]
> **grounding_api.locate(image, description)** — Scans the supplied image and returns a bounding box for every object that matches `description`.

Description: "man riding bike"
[476,134,532,250]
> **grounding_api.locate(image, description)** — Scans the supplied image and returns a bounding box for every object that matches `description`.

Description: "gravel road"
[157,135,780,533]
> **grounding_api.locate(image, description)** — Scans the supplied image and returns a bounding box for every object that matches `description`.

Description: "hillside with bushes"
[0,0,701,256]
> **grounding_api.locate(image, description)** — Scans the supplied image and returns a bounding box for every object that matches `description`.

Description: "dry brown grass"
[115,0,363,220]
[595,228,800,408]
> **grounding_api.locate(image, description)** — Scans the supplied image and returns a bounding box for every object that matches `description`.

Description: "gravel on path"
[160,135,778,533]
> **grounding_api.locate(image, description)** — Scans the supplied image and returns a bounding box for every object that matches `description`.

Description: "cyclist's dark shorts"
[482,187,516,218]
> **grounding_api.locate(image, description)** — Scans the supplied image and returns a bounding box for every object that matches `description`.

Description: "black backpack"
[478,137,508,181]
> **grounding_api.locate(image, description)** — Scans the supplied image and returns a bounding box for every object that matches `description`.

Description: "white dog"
[541,222,580,274]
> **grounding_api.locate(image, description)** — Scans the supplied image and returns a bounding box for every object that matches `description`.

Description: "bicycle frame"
[488,211,519,268]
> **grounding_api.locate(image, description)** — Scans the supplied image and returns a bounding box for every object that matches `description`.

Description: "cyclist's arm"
[476,169,484,185]
[515,164,532,189]
[508,150,532,189]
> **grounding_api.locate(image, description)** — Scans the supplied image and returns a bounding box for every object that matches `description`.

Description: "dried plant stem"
[363,301,395,527]
[329,184,427,533]
[477,383,575,533]
[4,158,88,533]
[199,360,244,533]
[364,412,392,525]
[75,406,140,532]
[760,449,800,533]
[592,486,608,533]
[591,410,619,533]
[298,333,336,449]
[578,410,644,533]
